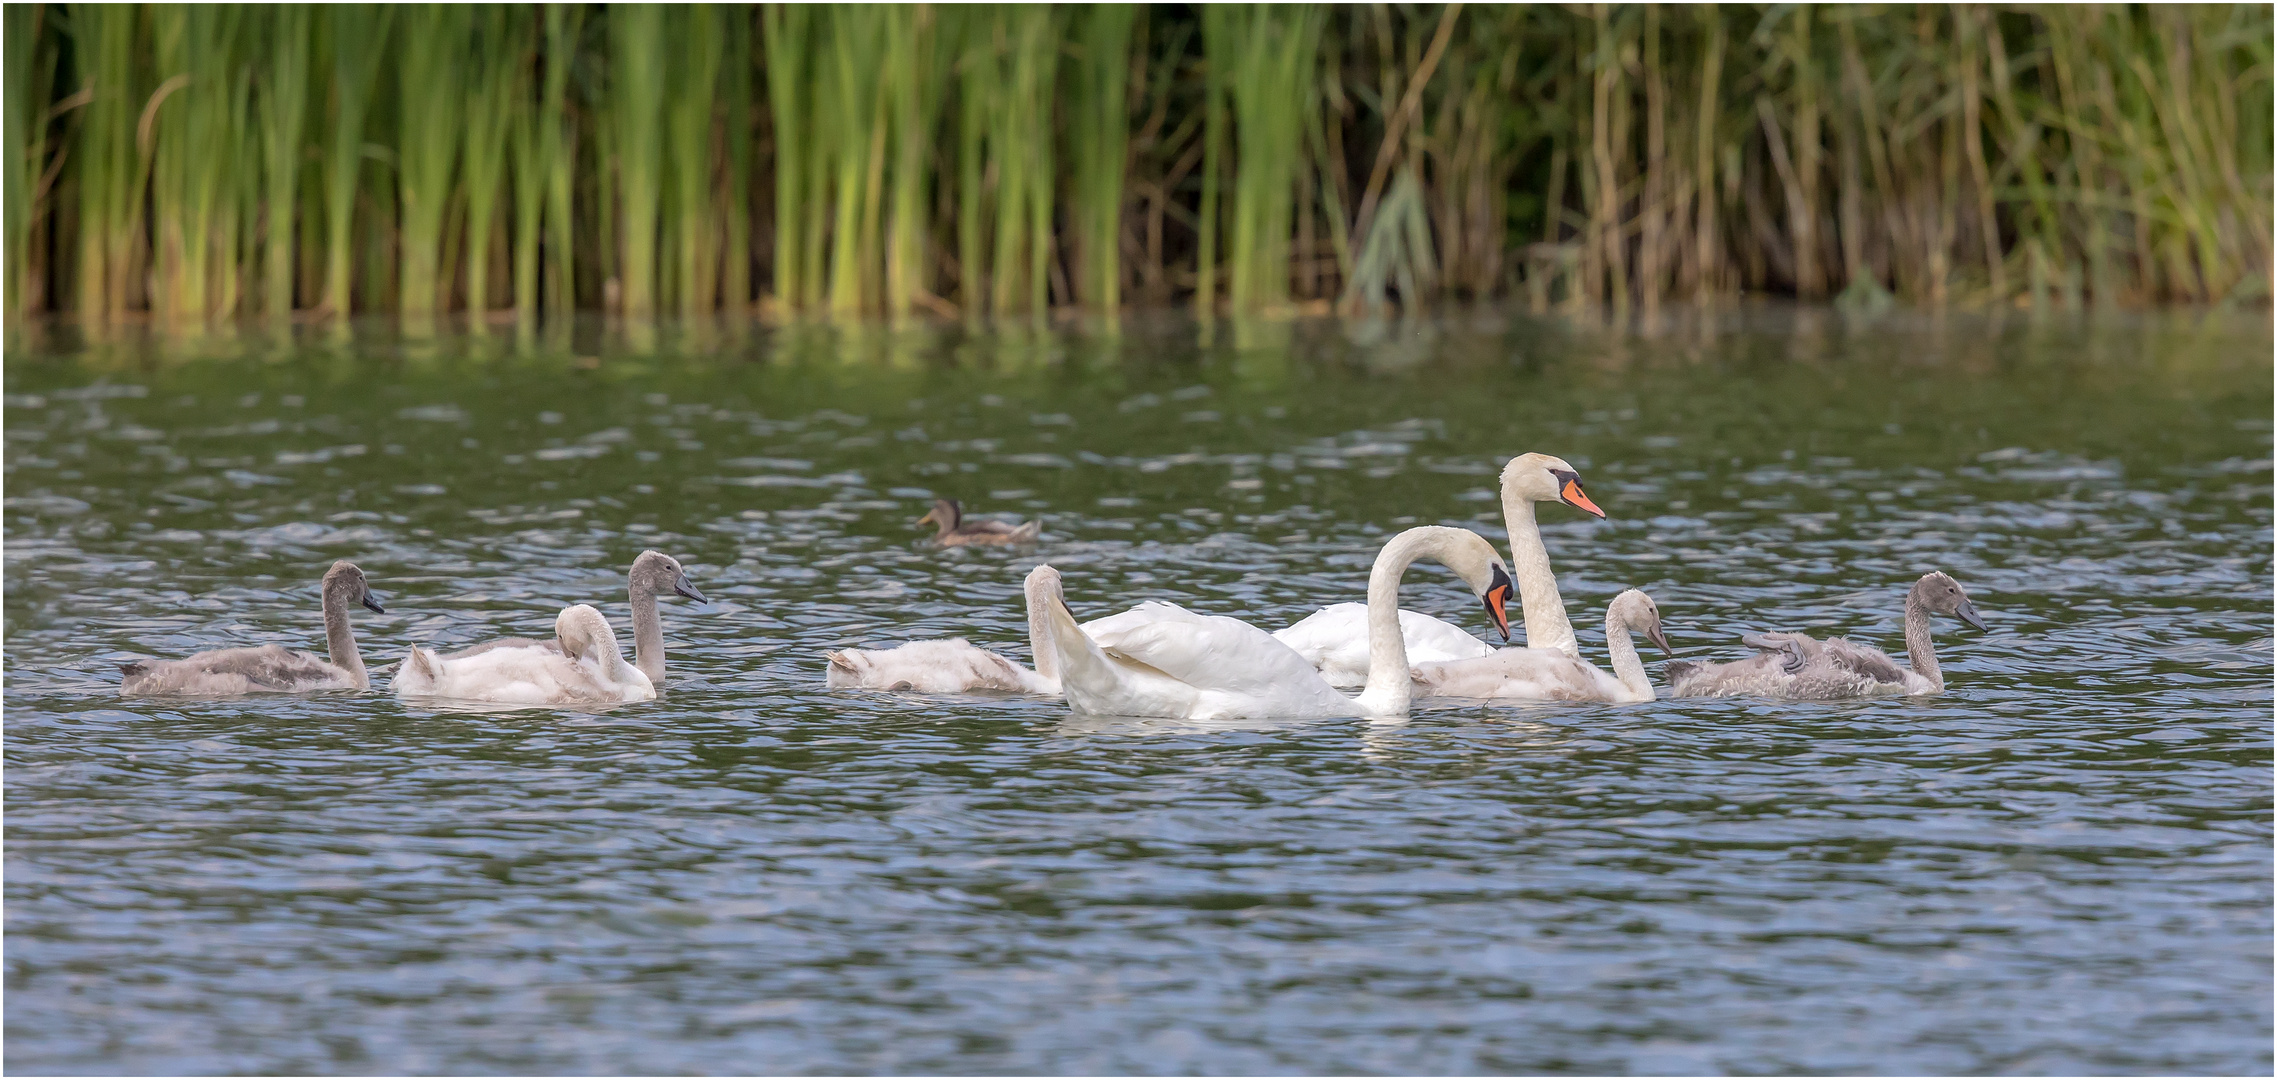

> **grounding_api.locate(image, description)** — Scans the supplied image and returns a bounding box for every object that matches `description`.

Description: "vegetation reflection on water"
[4,309,2270,1074]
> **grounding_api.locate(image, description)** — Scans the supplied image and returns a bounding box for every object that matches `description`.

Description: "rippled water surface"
[6,310,2271,1074]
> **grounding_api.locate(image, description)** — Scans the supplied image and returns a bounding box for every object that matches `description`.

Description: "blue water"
[5,309,2270,1073]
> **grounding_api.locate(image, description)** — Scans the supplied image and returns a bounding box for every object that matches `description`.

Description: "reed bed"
[8,3,2269,327]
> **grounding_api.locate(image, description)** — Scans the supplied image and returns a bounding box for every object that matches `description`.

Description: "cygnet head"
[554,604,624,667]
[1912,571,1986,630]
[917,498,962,531]
[322,560,386,614]
[631,550,706,603]
[1501,452,1606,519]
[1607,588,1672,653]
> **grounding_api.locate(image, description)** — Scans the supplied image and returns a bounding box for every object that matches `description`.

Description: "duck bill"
[1955,598,1986,631]
[673,572,708,604]
[1480,568,1515,641]
[1646,625,1672,655]
[361,592,387,615]
[1560,477,1606,519]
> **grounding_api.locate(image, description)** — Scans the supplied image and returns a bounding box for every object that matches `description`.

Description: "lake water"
[5,309,2270,1074]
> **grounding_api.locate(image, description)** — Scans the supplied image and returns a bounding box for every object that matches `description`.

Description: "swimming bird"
[1031,525,1515,720]
[1274,451,1604,684]
[825,569,1062,693]
[1410,589,1671,702]
[441,550,706,686]
[119,561,386,695]
[918,498,1041,546]
[395,604,654,705]
[1664,571,1987,699]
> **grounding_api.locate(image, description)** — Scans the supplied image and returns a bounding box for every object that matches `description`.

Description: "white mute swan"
[121,561,386,695]
[1665,572,1987,699]
[443,550,705,686]
[1032,525,1516,720]
[1411,589,1671,702]
[395,604,655,705]
[826,570,1063,693]
[1274,452,1604,685]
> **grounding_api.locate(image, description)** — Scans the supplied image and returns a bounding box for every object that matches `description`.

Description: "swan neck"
[1023,573,1060,684]
[1031,573,1115,705]
[322,588,368,690]
[1502,495,1577,657]
[629,577,666,684]
[1355,532,1423,716]
[1903,587,1942,690]
[1603,608,1651,700]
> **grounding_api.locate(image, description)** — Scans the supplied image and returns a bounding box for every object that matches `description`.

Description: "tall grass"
[395,5,461,323]
[6,3,58,317]
[609,3,665,317]
[318,5,388,317]
[261,5,309,319]
[11,4,2269,327]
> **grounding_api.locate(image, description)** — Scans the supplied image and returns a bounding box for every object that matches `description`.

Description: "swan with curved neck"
[1033,526,1514,720]
[1411,590,1671,702]
[1274,452,1604,685]
[120,561,387,695]
[443,550,704,685]
[1664,572,1986,699]
[396,604,655,704]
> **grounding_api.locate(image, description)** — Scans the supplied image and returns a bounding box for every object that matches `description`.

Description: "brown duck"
[918,498,1041,547]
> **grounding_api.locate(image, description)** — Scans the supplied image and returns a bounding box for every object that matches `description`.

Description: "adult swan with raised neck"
[1032,525,1515,720]
[1273,452,1604,686]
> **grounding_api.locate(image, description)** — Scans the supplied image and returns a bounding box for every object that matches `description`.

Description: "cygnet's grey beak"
[1955,598,1986,632]
[673,572,708,604]
[361,592,387,615]
[1646,624,1672,655]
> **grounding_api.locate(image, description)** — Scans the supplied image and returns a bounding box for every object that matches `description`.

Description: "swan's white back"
[395,604,654,705]
[1055,599,1363,720]
[825,638,1055,694]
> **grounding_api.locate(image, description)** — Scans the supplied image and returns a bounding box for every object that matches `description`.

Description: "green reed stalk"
[459,6,518,318]
[951,8,997,313]
[148,6,244,324]
[610,3,665,318]
[72,3,143,322]
[6,4,55,318]
[720,9,754,314]
[761,3,812,310]
[260,5,309,317]
[544,5,580,317]
[1070,4,1134,314]
[218,40,255,319]
[1196,5,1230,317]
[882,4,942,320]
[319,5,389,317]
[823,6,884,317]
[665,4,723,317]
[396,4,462,320]
[508,6,545,321]
[1015,6,1058,316]
[1224,4,1320,312]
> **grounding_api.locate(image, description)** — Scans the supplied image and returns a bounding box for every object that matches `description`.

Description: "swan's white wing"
[399,643,623,704]
[1084,601,1355,716]
[1274,602,1497,688]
